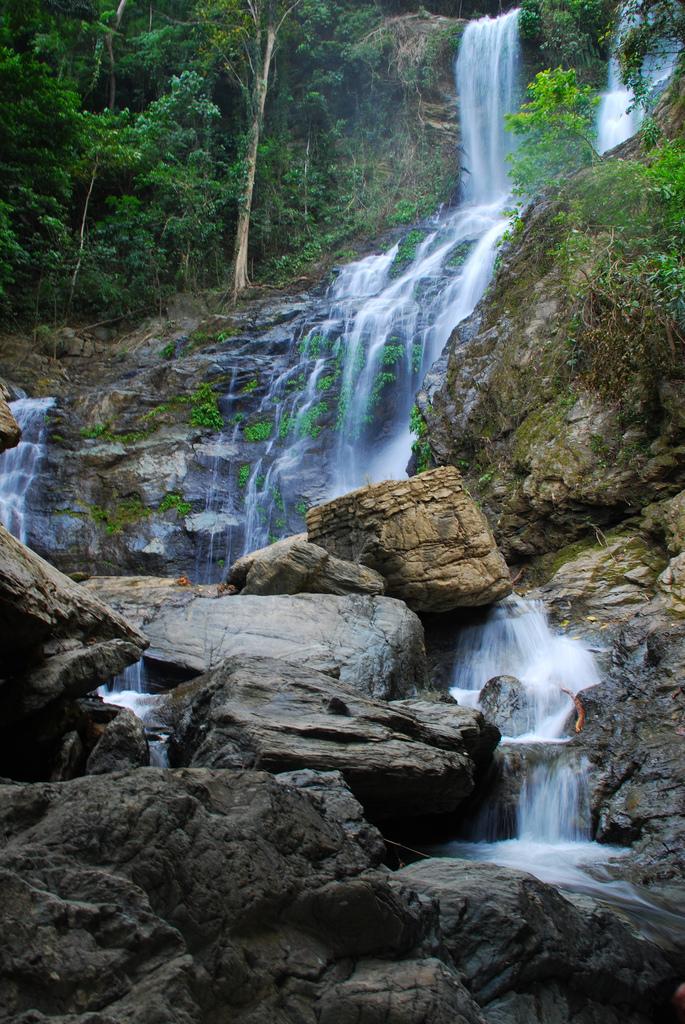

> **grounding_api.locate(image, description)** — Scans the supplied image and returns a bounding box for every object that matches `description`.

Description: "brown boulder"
[0,395,20,451]
[306,466,511,613]
[228,533,386,596]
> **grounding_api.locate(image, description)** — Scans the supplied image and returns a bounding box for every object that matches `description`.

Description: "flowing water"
[0,396,55,545]
[597,12,679,154]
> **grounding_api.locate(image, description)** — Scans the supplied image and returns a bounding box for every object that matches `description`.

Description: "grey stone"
[83,576,427,699]
[0,768,484,1024]
[396,858,676,1024]
[166,656,494,820]
[86,708,149,774]
[478,674,534,737]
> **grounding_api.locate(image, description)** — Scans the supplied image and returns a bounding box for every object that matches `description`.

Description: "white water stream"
[0,396,55,545]
[597,11,679,154]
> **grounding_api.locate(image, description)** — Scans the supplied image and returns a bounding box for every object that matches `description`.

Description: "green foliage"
[368,371,396,412]
[244,420,273,442]
[298,401,328,438]
[506,68,599,197]
[190,383,223,432]
[160,342,176,360]
[380,343,404,367]
[316,374,335,391]
[295,499,308,517]
[615,0,685,101]
[158,492,192,516]
[409,402,432,472]
[389,230,426,278]
[89,496,150,534]
[241,378,259,394]
[553,142,685,406]
[238,464,251,487]
[519,0,611,82]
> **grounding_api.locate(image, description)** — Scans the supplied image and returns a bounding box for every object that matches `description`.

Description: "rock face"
[419,199,685,561]
[228,533,386,596]
[306,467,511,613]
[0,524,146,779]
[478,675,532,737]
[86,707,149,774]
[0,392,20,451]
[168,656,497,820]
[397,858,676,1024]
[83,576,427,698]
[576,602,685,883]
[0,768,488,1024]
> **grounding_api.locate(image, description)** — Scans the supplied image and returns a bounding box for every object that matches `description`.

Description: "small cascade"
[0,396,55,545]
[450,595,599,740]
[597,12,679,154]
[99,658,171,765]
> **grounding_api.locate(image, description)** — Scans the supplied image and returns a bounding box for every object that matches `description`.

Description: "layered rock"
[0,385,20,451]
[0,768,487,1024]
[167,656,498,820]
[85,707,149,774]
[228,533,386,596]
[0,524,146,779]
[396,858,676,1024]
[306,466,511,613]
[83,576,427,698]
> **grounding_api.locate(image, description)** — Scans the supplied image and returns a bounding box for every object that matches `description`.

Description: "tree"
[196,0,301,302]
[505,67,599,196]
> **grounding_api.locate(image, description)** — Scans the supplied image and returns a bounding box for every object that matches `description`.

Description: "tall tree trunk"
[231,23,276,303]
[106,0,129,111]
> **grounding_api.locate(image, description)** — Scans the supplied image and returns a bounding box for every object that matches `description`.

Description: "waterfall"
[597,11,678,154]
[327,10,521,493]
[0,397,55,545]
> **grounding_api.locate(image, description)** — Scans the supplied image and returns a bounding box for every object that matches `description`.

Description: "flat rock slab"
[167,656,495,820]
[83,576,427,699]
[0,768,486,1024]
[228,533,386,596]
[397,858,676,1024]
[306,466,511,613]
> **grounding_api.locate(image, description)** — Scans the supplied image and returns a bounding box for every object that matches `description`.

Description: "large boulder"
[85,707,149,775]
[0,525,146,779]
[396,858,676,1024]
[0,392,20,451]
[478,675,533,737]
[228,533,386,596]
[306,466,511,613]
[167,656,497,820]
[0,768,487,1024]
[83,576,427,699]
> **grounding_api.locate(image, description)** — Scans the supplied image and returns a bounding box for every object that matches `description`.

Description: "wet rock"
[576,602,685,883]
[396,858,676,1024]
[420,196,685,560]
[0,524,146,735]
[167,656,491,820]
[391,697,500,767]
[50,730,85,781]
[229,533,386,596]
[478,675,532,737]
[0,395,20,451]
[306,466,511,613]
[86,708,149,774]
[83,576,427,699]
[0,768,484,1024]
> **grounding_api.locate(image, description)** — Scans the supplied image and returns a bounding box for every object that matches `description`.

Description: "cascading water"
[327,9,521,493]
[597,11,679,154]
[0,396,55,545]
[434,596,685,947]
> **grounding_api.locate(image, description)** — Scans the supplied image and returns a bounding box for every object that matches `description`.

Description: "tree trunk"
[231,23,276,303]
[106,0,129,111]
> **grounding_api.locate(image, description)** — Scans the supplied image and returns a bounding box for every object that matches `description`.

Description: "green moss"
[158,492,191,517]
[89,496,151,534]
[238,464,251,488]
[160,342,176,360]
[298,401,328,439]
[389,230,426,278]
[316,374,335,391]
[190,383,223,432]
[295,499,308,518]
[241,378,259,394]
[244,420,273,442]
